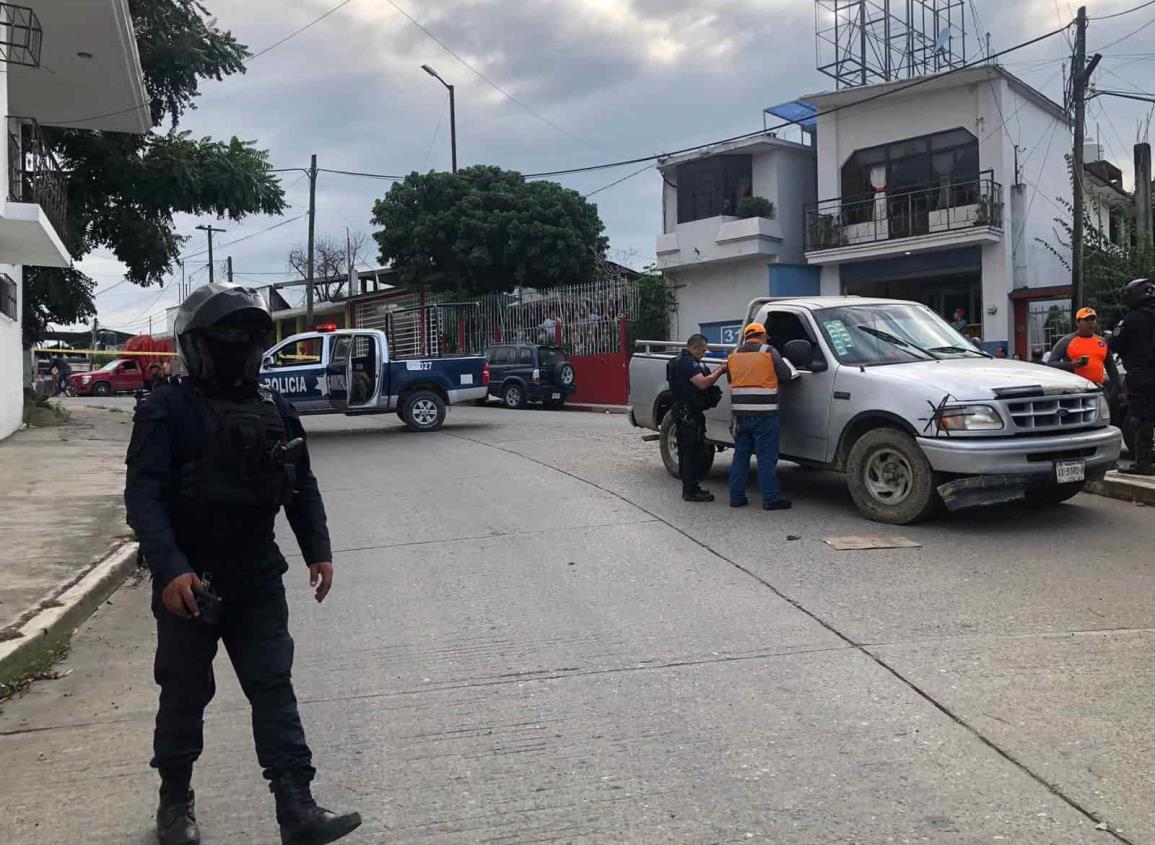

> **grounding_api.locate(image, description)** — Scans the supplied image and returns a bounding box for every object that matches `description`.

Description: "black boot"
[156,785,199,845]
[1121,425,1154,475]
[271,773,362,845]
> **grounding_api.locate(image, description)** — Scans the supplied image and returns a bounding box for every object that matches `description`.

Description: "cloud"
[75,0,1153,332]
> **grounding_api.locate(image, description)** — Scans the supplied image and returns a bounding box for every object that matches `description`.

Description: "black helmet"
[174,283,273,388]
[1124,278,1155,309]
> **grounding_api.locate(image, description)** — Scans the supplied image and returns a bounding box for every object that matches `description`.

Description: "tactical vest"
[727,345,780,416]
[180,386,295,508]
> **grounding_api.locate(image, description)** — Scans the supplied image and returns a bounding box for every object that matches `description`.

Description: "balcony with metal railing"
[804,171,1004,264]
[8,116,67,241]
[0,3,42,68]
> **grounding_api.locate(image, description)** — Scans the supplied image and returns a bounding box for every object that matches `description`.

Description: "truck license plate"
[552,392,561,400]
[1054,460,1085,484]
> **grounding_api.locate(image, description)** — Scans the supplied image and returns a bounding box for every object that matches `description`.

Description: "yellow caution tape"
[33,347,178,357]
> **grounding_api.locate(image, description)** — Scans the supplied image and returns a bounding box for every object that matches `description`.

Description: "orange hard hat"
[743,322,767,338]
[1076,307,1097,320]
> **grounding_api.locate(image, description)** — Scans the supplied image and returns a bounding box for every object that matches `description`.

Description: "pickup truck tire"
[659,414,716,479]
[92,381,112,396]
[502,382,527,409]
[1024,483,1084,505]
[401,391,446,432]
[846,427,939,524]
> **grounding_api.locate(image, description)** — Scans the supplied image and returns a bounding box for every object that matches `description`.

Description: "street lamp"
[421,64,457,174]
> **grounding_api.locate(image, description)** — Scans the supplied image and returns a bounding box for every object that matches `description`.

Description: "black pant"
[674,404,707,495]
[1127,372,1155,467]
[151,581,313,783]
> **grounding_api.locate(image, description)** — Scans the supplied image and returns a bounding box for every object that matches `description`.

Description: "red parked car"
[71,358,147,396]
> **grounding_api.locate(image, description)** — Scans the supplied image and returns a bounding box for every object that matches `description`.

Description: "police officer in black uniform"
[667,334,727,502]
[125,283,361,845]
[1110,278,1155,475]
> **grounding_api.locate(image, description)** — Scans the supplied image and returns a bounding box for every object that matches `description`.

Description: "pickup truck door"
[347,333,382,409]
[116,359,141,391]
[325,334,352,410]
[706,308,834,463]
[259,332,329,414]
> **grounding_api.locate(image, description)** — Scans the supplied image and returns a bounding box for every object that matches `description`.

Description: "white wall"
[772,147,818,265]
[669,259,768,339]
[0,68,24,440]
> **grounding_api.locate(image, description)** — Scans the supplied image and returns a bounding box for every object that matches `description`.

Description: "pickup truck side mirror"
[783,339,826,372]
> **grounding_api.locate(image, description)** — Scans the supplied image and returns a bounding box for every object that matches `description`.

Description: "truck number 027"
[406,360,433,371]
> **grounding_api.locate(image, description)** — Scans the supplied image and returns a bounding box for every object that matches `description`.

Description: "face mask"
[202,336,261,385]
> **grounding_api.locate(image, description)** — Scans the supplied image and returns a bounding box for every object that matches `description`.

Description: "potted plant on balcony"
[974,195,993,227]
[737,196,775,219]
[807,213,841,249]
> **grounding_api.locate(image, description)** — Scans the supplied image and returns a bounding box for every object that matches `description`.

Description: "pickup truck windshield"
[815,304,984,366]
[98,359,123,372]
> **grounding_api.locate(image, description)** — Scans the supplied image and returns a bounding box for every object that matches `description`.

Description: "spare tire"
[555,362,576,388]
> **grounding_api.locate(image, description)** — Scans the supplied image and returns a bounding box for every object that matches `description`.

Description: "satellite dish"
[934,28,950,54]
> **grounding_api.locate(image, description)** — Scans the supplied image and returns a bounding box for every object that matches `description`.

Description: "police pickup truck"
[259,327,489,432]
[629,296,1122,524]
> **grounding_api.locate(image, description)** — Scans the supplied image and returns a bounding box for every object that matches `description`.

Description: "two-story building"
[801,65,1073,357]
[654,133,819,344]
[0,0,149,438]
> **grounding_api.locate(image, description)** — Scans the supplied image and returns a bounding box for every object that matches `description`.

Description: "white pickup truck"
[628,296,1122,523]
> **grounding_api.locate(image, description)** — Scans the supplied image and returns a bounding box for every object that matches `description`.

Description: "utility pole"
[178,260,186,301]
[195,224,226,284]
[306,154,318,328]
[226,256,234,283]
[1070,7,1101,320]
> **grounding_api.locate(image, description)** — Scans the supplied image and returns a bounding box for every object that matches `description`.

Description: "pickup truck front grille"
[1004,394,1100,433]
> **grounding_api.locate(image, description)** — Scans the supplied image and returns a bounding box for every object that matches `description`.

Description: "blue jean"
[728,415,781,505]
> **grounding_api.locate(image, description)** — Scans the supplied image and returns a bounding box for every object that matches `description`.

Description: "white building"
[0,1,148,439]
[802,66,1073,357]
[654,134,818,344]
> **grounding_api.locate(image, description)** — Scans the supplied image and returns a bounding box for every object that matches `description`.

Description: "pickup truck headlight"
[1099,394,1110,422]
[938,404,1004,432]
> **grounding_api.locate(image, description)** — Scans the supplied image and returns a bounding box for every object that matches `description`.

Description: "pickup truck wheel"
[846,428,939,524]
[92,381,112,396]
[502,383,527,409]
[1025,483,1084,505]
[659,414,716,479]
[401,391,446,432]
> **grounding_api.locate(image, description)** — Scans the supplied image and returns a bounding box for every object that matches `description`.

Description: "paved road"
[2,404,1153,844]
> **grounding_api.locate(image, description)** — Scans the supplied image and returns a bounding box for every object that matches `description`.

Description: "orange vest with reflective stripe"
[1068,334,1109,384]
[727,346,779,415]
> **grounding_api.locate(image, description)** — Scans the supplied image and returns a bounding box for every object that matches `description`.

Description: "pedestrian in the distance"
[726,323,799,511]
[1046,306,1119,387]
[50,353,72,395]
[125,283,360,845]
[994,345,1008,359]
[667,334,727,502]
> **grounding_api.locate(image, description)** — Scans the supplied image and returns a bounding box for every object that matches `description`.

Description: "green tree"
[23,0,285,343]
[371,165,608,294]
[627,265,676,350]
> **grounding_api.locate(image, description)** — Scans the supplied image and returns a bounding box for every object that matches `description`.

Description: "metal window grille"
[0,273,17,320]
[0,3,42,67]
[7,117,68,240]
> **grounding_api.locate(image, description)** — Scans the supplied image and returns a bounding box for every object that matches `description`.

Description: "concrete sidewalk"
[1089,469,1155,506]
[0,401,137,682]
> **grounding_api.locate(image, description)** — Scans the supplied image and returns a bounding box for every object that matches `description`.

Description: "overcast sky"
[82,0,1155,334]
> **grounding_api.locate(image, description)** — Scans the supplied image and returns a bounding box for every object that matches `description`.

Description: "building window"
[0,273,16,321]
[676,155,753,223]
[840,128,979,201]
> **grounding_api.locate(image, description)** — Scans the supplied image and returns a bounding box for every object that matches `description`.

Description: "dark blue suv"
[484,343,577,409]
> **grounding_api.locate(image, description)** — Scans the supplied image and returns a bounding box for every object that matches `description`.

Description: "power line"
[178,214,307,261]
[583,163,654,198]
[249,0,358,61]
[1092,14,1155,51]
[520,20,1075,179]
[381,0,603,151]
[317,168,404,180]
[1092,0,1155,20]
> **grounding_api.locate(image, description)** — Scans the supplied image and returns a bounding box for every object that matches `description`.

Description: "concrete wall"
[0,70,24,440]
[772,148,818,265]
[669,259,768,340]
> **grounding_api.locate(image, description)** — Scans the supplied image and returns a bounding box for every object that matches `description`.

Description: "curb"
[0,541,140,684]
[1086,472,1155,507]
